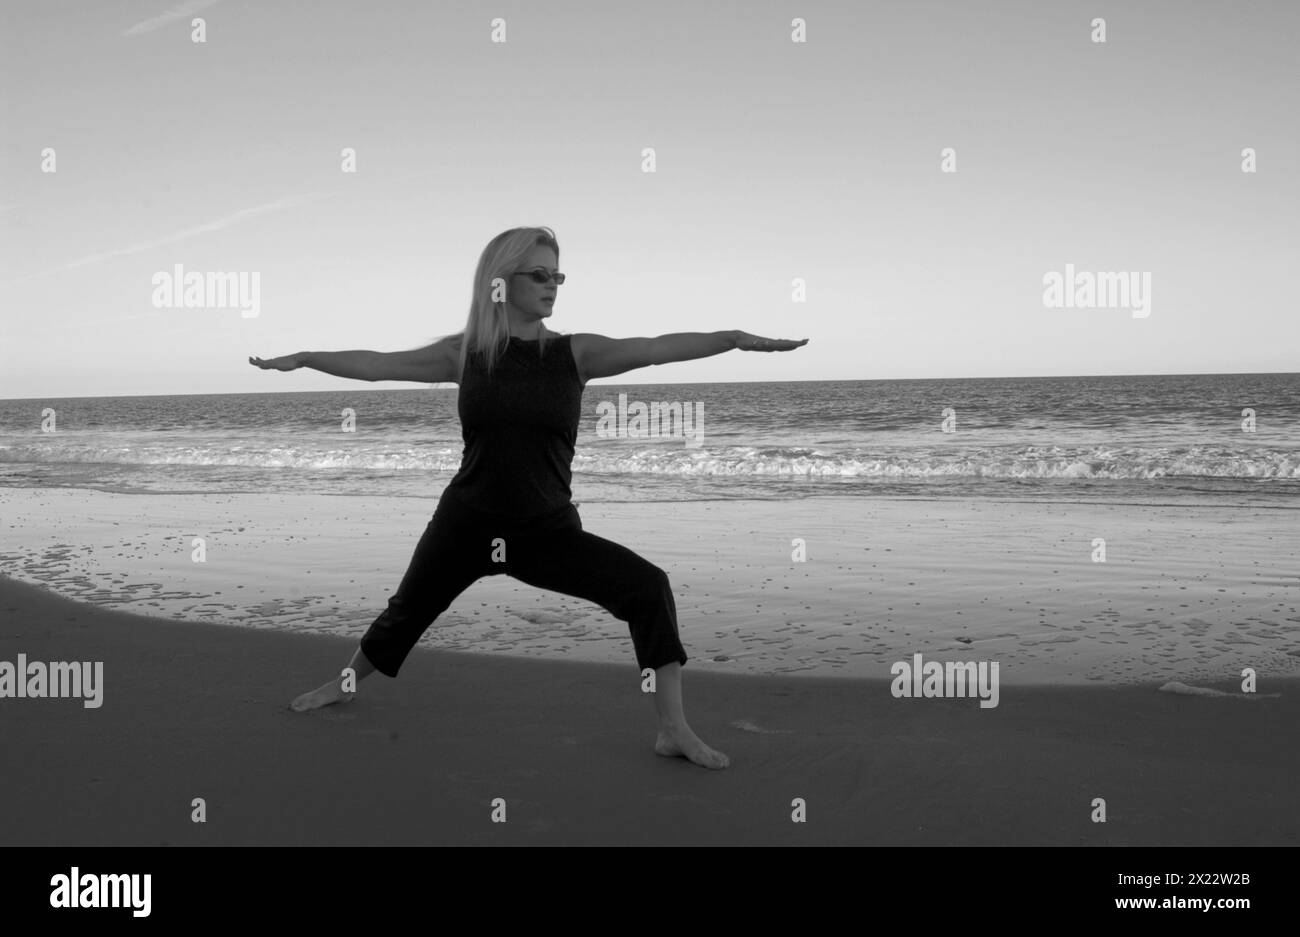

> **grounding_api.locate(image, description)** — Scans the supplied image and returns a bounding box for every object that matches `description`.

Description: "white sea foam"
[3,440,1297,480]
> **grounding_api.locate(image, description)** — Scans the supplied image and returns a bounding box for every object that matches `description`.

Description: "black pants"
[359,491,689,676]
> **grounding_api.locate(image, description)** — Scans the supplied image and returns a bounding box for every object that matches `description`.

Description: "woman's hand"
[733,332,808,352]
[248,352,306,372]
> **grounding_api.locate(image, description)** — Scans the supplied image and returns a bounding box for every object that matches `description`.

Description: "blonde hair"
[454,226,561,381]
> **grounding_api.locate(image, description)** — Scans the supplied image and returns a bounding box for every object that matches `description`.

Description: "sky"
[1,0,1296,398]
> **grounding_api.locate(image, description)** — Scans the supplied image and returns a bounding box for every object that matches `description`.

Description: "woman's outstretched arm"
[572,330,808,382]
[248,350,383,380]
[249,335,461,383]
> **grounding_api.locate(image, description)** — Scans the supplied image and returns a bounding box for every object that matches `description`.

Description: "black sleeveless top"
[441,334,584,519]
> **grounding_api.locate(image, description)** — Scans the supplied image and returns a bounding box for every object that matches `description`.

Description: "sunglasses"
[513,268,566,285]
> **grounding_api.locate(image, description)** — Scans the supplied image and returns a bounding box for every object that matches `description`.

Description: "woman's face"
[508,246,561,322]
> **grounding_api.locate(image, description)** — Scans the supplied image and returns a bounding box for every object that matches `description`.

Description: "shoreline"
[2,487,1298,685]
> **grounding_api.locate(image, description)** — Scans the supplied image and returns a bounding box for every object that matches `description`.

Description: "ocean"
[2,373,1298,507]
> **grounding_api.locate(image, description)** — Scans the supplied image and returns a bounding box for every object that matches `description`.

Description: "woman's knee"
[599,563,671,618]
[638,563,672,602]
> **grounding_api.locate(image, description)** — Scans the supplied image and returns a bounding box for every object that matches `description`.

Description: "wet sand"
[2,487,1297,684]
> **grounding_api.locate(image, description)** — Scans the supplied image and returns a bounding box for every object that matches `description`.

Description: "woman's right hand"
[732,332,808,352]
[248,352,305,372]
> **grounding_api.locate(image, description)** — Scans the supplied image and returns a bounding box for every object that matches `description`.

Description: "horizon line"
[2,369,1297,402]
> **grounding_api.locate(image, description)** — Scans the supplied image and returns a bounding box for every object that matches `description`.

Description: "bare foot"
[654,725,730,770]
[290,678,354,712]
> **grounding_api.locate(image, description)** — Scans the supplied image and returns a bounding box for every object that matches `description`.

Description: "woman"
[250,226,807,770]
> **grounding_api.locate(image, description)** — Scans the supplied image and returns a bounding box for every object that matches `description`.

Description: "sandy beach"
[2,572,1296,845]
[2,488,1298,844]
